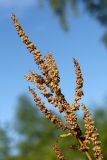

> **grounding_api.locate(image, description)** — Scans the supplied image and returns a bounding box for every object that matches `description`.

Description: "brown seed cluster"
[25,70,80,136]
[12,14,104,160]
[82,104,104,160]
[25,71,62,108]
[72,58,84,111]
[11,14,81,134]
[44,53,60,86]
[11,14,45,70]
[52,144,65,160]
[29,88,67,130]
[73,58,83,101]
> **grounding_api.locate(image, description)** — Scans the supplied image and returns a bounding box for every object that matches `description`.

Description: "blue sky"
[0,1,107,125]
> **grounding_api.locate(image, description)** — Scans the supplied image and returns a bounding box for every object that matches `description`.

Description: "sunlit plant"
[12,14,104,160]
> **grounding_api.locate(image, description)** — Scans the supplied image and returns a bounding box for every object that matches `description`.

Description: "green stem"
[78,138,92,160]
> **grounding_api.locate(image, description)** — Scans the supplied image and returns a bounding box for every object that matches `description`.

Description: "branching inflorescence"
[11,14,104,160]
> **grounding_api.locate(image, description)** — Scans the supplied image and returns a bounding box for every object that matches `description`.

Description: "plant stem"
[77,138,93,160]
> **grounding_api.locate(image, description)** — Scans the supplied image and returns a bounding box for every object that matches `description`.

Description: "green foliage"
[15,95,40,136]
[41,0,107,46]
[1,95,107,160]
[84,0,107,26]
[0,126,10,159]
[14,94,60,157]
[83,0,107,47]
[48,0,77,30]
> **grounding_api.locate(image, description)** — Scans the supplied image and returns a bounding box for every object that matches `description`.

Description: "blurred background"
[0,0,107,159]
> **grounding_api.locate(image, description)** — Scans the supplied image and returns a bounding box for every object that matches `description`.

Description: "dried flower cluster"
[29,87,67,130]
[82,104,103,160]
[72,58,83,111]
[12,14,104,160]
[52,143,65,160]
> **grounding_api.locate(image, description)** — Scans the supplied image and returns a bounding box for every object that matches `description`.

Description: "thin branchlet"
[12,14,104,160]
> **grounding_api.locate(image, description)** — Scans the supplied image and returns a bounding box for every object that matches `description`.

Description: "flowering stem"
[78,138,92,160]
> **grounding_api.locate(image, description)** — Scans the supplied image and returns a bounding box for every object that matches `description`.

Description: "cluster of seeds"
[44,53,60,86]
[52,144,65,160]
[12,14,81,134]
[12,14,104,160]
[11,14,44,67]
[73,58,84,101]
[29,88,67,130]
[82,104,104,160]
[72,58,84,111]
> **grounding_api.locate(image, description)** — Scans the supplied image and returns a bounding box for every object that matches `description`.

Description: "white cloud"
[0,0,37,10]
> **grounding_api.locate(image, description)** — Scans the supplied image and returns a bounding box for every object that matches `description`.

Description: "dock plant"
[12,14,104,160]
